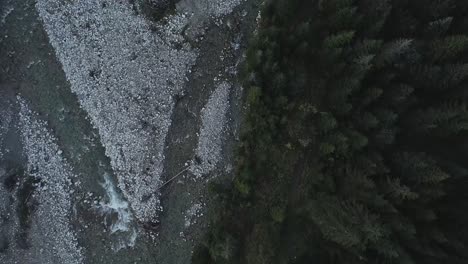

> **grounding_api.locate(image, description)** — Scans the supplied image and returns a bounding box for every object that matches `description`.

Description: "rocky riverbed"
[0,0,259,263]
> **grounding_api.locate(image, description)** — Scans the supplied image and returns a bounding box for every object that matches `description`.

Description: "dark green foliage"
[410,101,468,136]
[194,0,468,263]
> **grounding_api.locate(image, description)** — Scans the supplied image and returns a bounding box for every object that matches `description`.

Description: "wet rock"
[0,234,9,253]
[142,0,178,21]
[2,168,20,192]
[148,0,174,10]
[16,175,40,243]
[142,221,160,232]
[16,230,30,250]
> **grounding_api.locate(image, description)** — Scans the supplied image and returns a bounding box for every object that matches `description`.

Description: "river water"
[0,0,152,262]
[0,0,259,263]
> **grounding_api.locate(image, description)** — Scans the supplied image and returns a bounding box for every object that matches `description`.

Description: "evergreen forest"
[193,0,468,263]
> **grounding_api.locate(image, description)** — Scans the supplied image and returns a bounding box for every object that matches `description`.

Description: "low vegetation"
[193,0,468,263]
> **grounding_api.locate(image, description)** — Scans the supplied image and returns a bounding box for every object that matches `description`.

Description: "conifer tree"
[195,0,468,263]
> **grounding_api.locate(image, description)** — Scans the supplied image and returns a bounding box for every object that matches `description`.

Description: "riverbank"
[0,0,259,263]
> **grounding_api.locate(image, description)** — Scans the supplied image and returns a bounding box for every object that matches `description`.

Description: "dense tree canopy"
[193,0,468,263]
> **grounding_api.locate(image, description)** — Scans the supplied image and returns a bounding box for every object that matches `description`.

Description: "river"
[0,0,259,263]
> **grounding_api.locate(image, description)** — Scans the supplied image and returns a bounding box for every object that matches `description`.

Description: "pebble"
[17,99,83,264]
[190,82,231,178]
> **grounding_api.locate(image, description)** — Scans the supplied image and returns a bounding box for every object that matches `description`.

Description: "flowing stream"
[0,0,259,263]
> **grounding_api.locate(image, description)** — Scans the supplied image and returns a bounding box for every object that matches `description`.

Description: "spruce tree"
[195,0,468,263]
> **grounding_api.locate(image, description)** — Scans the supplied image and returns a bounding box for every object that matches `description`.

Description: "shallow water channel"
[0,0,259,263]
